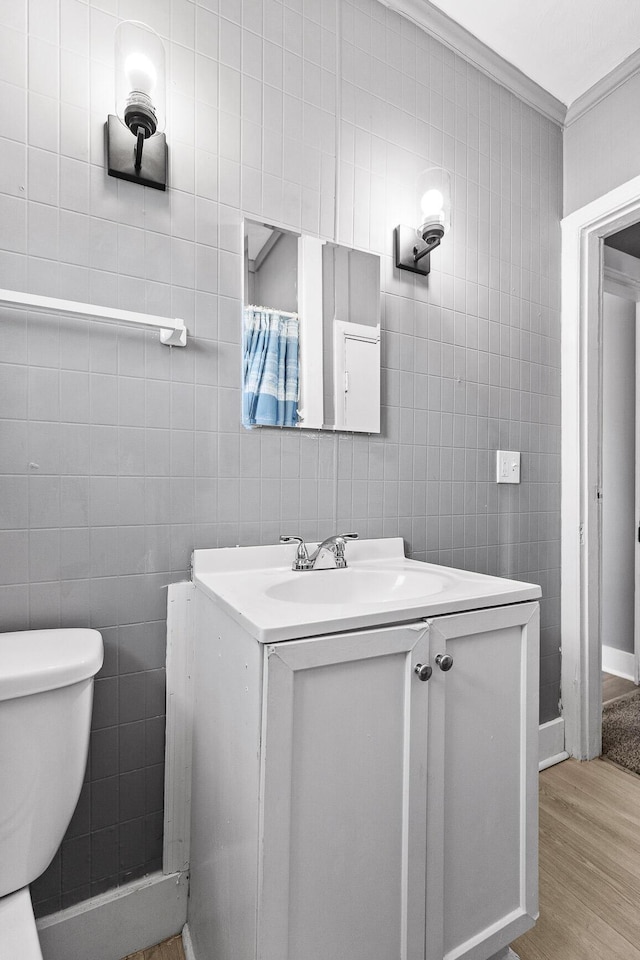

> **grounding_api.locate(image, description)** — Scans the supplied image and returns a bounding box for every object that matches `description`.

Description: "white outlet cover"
[496,450,521,484]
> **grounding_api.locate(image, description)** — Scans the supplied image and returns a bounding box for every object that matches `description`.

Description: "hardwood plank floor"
[121,934,185,960]
[603,671,636,703]
[512,758,640,960]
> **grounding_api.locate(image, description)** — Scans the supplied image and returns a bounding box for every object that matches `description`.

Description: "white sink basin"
[266,567,453,605]
[192,537,542,643]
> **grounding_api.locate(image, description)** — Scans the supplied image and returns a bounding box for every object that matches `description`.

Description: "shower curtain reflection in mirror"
[242,305,300,428]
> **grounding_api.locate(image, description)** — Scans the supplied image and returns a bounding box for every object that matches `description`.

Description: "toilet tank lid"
[0,629,104,701]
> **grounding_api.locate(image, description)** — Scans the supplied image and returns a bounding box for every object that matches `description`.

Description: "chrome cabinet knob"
[414,663,432,682]
[435,653,453,671]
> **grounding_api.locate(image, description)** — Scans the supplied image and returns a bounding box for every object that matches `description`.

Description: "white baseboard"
[602,644,636,682]
[37,872,188,960]
[539,717,568,770]
[182,923,196,960]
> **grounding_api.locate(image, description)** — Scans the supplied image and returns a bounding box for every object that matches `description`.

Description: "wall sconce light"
[394,167,451,275]
[106,20,167,191]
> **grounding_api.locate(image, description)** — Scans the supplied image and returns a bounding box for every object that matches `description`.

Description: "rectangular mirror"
[242,219,381,433]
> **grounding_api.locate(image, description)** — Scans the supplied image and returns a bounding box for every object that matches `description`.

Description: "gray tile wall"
[0,0,562,915]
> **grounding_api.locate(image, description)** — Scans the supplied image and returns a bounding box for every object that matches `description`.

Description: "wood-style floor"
[512,757,640,960]
[122,934,185,960]
[603,671,636,703]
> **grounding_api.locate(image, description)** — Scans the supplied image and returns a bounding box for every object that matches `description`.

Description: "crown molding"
[565,47,640,127]
[382,0,567,127]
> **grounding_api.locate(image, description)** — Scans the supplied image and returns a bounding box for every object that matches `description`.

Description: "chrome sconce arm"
[394,224,443,275]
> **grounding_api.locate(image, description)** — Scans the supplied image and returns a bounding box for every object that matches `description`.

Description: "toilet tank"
[0,629,103,898]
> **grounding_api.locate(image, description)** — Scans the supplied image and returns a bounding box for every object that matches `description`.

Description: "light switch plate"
[496,450,521,484]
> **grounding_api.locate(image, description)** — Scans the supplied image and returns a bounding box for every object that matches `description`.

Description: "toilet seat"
[0,888,44,960]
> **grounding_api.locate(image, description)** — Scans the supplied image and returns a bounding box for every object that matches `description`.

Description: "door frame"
[561,173,640,759]
[602,248,640,687]
[636,303,640,687]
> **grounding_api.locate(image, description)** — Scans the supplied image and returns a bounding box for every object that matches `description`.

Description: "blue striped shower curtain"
[242,306,300,428]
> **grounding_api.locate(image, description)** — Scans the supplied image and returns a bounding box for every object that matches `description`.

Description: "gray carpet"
[601,689,640,774]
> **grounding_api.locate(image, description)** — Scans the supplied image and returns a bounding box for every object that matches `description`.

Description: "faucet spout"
[307,533,359,570]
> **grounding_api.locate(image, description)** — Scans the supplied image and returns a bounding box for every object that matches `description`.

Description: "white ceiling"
[425,0,640,107]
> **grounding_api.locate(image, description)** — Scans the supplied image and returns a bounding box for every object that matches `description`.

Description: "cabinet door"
[425,603,539,960]
[258,623,430,960]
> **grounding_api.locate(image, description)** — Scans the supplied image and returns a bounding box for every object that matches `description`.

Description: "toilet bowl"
[0,628,103,959]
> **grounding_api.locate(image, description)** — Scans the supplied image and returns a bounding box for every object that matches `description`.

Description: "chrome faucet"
[280,534,358,571]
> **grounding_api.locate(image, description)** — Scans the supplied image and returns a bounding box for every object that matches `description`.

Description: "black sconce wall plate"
[106,114,167,191]
[394,224,431,275]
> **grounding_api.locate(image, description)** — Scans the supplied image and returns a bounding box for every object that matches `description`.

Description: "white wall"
[564,71,640,215]
[602,291,636,654]
[251,232,298,313]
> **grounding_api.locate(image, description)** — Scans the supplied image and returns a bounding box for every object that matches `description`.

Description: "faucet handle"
[331,533,358,567]
[334,533,358,553]
[280,535,308,555]
[279,536,313,571]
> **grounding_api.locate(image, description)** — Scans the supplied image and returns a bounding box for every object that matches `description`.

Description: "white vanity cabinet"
[187,572,539,960]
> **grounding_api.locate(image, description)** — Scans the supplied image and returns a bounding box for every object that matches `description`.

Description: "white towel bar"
[0,288,187,346]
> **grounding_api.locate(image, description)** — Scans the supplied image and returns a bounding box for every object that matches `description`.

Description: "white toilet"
[0,628,103,959]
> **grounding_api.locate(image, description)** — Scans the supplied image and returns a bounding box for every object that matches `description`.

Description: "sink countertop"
[192,537,542,643]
